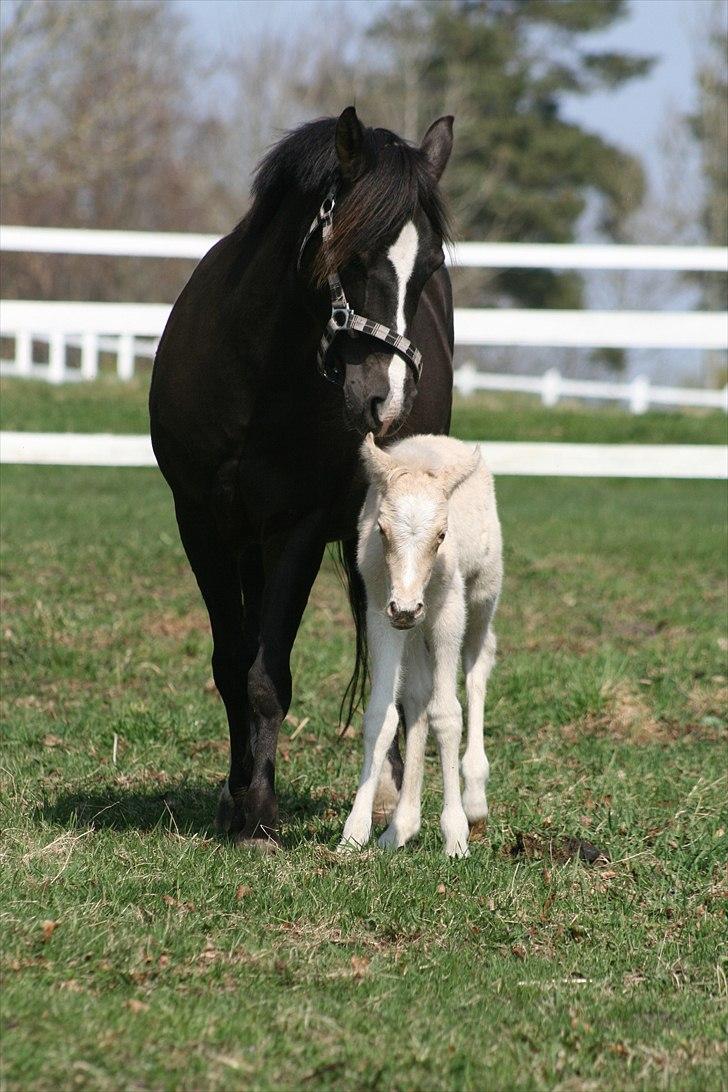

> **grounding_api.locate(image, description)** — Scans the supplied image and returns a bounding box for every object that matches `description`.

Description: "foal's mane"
[247,117,451,285]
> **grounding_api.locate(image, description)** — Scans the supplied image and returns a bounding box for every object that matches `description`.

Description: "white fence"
[1,226,726,412]
[2,431,725,479]
[454,364,728,414]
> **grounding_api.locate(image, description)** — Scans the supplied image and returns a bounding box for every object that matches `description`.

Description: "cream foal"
[339,433,503,857]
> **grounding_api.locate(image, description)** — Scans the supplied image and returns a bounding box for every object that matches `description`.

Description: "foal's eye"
[436,530,446,545]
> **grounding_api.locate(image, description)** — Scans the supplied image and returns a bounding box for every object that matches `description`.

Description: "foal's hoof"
[372,778,400,827]
[467,818,488,843]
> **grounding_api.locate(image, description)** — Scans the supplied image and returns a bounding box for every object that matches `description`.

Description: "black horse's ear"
[335,106,367,180]
[420,116,454,182]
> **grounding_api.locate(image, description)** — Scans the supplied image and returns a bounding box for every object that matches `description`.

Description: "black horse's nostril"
[370,397,384,426]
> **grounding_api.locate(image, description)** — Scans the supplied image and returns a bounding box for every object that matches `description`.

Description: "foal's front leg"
[379,633,432,850]
[428,579,470,858]
[339,612,405,850]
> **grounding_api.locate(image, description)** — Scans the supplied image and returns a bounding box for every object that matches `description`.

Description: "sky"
[176,0,706,186]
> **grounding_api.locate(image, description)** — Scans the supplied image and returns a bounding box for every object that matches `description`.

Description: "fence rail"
[2,227,726,404]
[454,364,728,413]
[2,225,727,272]
[1,299,726,412]
[1,431,725,479]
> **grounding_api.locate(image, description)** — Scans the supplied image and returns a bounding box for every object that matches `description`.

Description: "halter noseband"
[298,186,423,387]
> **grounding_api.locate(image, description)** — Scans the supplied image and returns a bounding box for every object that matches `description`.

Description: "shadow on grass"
[36,780,334,844]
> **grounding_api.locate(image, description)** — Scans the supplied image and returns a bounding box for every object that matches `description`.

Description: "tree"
[0,0,233,302]
[690,0,727,324]
[368,0,655,309]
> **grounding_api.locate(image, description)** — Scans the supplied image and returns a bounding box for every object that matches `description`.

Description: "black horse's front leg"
[239,511,326,847]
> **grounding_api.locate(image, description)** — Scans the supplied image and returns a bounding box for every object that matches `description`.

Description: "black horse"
[149,107,455,847]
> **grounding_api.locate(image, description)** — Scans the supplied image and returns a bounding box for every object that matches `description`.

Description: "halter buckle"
[331,307,352,330]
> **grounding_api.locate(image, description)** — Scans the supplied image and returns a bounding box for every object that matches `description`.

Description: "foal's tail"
[335,538,369,731]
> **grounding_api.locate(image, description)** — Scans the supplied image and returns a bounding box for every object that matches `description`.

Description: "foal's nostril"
[414,602,424,618]
[387,600,397,617]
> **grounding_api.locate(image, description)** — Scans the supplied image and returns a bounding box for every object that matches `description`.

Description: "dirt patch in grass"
[274,920,423,958]
[687,681,728,722]
[562,681,724,744]
[146,609,209,641]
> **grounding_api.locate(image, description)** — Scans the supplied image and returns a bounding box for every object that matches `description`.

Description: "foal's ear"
[361,432,395,490]
[438,447,480,498]
[420,116,454,182]
[335,106,367,181]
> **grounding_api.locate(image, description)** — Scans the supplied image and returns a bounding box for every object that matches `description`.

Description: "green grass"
[2,457,726,1090]
[2,375,726,444]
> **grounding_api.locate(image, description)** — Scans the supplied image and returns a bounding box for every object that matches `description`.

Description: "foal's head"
[293,107,454,436]
[361,435,478,630]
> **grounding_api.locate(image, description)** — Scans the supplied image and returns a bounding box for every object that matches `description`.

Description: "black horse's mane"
[243,117,451,285]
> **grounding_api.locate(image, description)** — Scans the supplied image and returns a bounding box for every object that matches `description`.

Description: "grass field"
[2,375,726,444]
[1,381,727,1090]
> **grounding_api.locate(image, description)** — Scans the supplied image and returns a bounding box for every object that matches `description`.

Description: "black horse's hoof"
[234,834,280,854]
[215,780,246,837]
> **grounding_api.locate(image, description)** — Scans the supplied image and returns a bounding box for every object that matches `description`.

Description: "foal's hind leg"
[461,598,497,825]
[371,725,404,827]
[175,502,261,835]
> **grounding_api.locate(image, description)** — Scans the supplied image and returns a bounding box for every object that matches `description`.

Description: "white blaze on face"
[389,493,439,601]
[380,220,419,426]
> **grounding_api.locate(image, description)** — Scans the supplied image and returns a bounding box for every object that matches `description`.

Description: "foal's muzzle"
[387,599,425,630]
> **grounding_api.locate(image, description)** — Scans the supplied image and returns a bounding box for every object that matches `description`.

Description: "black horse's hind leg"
[241,511,326,846]
[174,501,262,832]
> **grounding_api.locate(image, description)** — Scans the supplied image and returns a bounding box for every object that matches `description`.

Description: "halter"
[298,186,423,387]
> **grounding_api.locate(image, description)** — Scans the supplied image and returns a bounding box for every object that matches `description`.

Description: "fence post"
[15,330,32,376]
[542,368,561,407]
[117,333,134,381]
[454,361,478,396]
[629,375,650,414]
[48,331,65,384]
[81,332,99,380]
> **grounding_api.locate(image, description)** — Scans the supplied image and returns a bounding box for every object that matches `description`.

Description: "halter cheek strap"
[298,187,423,387]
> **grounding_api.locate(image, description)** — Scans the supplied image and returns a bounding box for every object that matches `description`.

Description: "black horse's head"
[304,108,454,437]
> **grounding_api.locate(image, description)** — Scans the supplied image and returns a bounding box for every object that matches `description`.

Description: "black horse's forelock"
[250,117,451,284]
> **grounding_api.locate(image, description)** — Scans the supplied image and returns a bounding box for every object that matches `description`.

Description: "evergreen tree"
[370,0,654,308]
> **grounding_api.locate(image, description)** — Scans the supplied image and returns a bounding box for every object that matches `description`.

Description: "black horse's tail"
[335,538,369,730]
